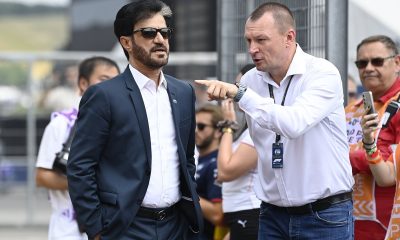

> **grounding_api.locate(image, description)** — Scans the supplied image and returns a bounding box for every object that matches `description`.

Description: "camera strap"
[62,123,77,152]
[381,93,400,128]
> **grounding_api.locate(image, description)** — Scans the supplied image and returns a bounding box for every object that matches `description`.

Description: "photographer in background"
[35,56,119,240]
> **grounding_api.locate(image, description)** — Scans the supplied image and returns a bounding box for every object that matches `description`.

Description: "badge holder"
[272,142,283,168]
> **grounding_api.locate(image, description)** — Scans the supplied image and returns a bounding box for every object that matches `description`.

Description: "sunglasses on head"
[196,123,214,131]
[133,27,172,39]
[354,55,395,69]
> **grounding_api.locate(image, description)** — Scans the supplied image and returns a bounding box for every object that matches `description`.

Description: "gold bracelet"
[222,127,233,134]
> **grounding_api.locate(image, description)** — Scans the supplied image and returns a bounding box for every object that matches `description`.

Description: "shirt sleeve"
[36,116,68,169]
[239,68,343,139]
[378,112,400,159]
[349,150,370,175]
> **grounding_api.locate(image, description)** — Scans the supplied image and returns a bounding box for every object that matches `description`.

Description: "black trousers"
[224,208,260,240]
[119,208,197,240]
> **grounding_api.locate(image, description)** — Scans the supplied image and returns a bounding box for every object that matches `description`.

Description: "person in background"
[67,1,203,239]
[41,63,80,112]
[195,104,225,240]
[217,64,260,240]
[348,74,360,103]
[36,56,120,240]
[196,2,354,239]
[361,104,400,240]
[345,35,400,240]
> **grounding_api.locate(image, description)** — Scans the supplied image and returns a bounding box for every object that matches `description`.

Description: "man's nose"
[248,42,259,55]
[153,32,165,43]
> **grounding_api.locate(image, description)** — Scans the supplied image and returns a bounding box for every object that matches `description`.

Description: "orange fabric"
[385,146,400,240]
[346,85,400,238]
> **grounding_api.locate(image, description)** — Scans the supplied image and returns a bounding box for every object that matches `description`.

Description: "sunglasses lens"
[355,56,393,69]
[159,28,170,39]
[355,60,368,69]
[197,123,205,131]
[137,28,171,39]
[371,58,385,67]
[141,29,157,39]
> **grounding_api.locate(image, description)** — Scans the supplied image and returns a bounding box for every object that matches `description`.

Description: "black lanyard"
[268,75,294,143]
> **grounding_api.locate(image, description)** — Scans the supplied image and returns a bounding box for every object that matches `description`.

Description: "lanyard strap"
[268,75,294,143]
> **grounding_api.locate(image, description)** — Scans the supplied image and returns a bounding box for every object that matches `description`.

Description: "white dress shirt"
[129,65,180,208]
[239,45,354,207]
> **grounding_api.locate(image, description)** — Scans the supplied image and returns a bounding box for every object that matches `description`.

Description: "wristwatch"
[233,82,247,102]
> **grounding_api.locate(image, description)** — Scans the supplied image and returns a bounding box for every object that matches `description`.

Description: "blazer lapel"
[166,76,181,135]
[123,67,152,166]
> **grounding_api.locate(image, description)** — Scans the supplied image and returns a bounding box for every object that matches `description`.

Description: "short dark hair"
[114,0,172,59]
[357,35,399,56]
[249,2,295,34]
[78,56,120,85]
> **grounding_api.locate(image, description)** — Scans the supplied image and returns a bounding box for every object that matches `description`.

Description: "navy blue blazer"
[67,67,203,240]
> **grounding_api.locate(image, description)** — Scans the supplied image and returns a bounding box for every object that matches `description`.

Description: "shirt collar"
[128,64,168,90]
[198,149,219,163]
[378,77,400,103]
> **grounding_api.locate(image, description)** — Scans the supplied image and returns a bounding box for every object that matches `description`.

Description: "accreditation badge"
[272,142,283,168]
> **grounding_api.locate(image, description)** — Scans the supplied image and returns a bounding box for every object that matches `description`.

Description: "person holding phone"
[360,108,400,240]
[345,35,400,240]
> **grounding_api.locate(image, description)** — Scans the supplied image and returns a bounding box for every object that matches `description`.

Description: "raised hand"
[221,99,236,121]
[195,80,238,101]
[360,106,380,144]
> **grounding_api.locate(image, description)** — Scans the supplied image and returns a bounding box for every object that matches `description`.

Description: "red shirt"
[346,77,400,240]
[350,78,400,174]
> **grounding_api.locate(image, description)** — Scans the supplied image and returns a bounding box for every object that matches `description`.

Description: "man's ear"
[394,55,400,74]
[78,77,89,95]
[286,29,296,47]
[119,36,132,51]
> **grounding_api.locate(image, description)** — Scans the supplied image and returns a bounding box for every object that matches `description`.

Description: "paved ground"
[0,185,50,239]
[0,225,48,240]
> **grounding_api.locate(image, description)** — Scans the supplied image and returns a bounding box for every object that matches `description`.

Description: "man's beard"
[196,134,214,152]
[131,38,169,69]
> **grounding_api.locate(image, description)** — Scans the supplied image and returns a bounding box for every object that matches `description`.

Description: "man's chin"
[147,59,168,69]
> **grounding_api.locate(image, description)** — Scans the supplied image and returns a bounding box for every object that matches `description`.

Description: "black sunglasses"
[354,55,395,69]
[196,123,214,131]
[133,27,172,39]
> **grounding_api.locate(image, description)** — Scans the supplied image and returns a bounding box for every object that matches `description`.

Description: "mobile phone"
[362,91,376,114]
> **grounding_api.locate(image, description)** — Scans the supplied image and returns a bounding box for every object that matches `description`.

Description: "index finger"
[194,80,212,87]
[363,106,371,116]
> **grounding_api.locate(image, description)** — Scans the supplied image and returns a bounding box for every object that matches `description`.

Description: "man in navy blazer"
[67,1,203,239]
